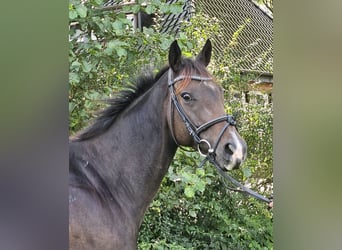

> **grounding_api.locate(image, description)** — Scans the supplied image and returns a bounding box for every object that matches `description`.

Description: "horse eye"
[181,92,192,102]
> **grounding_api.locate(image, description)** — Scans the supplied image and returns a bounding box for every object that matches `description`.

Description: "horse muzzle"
[217,131,247,171]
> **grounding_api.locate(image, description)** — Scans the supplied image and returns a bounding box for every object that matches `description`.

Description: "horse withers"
[69,40,247,249]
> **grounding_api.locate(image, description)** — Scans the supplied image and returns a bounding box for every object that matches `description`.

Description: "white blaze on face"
[202,81,216,89]
[224,130,246,171]
[231,131,245,160]
[201,81,223,117]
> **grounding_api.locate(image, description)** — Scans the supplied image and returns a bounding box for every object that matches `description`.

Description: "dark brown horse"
[69,40,247,249]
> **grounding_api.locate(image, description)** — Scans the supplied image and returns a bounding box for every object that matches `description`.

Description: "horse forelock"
[174,58,212,94]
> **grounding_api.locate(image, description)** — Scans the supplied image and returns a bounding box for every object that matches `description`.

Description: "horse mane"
[72,58,210,141]
[72,66,169,141]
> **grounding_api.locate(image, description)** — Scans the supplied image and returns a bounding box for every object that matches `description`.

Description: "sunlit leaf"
[76,5,87,18]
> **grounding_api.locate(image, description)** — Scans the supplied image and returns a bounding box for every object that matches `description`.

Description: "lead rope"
[208,155,272,204]
[196,149,272,203]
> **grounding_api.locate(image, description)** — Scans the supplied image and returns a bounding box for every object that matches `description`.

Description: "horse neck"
[76,74,177,226]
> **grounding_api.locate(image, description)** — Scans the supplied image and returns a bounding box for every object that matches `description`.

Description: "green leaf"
[107,40,128,49]
[69,102,76,113]
[107,41,116,49]
[131,4,140,14]
[70,61,81,71]
[94,42,102,50]
[183,51,192,57]
[69,9,78,20]
[194,181,205,193]
[145,5,155,15]
[242,168,252,178]
[159,3,170,14]
[170,4,183,14]
[189,210,197,218]
[160,39,172,50]
[69,72,80,84]
[112,20,123,30]
[94,0,103,5]
[184,186,195,198]
[84,90,102,101]
[160,3,170,14]
[118,17,132,25]
[81,61,92,73]
[104,47,114,56]
[195,168,205,177]
[115,47,127,57]
[76,5,87,18]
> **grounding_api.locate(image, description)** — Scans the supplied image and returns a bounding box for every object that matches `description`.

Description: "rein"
[167,69,272,204]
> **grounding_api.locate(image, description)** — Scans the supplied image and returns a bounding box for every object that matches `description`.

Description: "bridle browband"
[167,69,272,204]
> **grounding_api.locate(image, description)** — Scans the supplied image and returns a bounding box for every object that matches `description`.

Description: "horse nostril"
[224,143,235,155]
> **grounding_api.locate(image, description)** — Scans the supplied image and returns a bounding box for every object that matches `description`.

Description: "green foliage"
[69,0,184,133]
[69,1,273,248]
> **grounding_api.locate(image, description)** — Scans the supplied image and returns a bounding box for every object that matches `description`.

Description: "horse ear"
[196,39,212,67]
[168,40,182,72]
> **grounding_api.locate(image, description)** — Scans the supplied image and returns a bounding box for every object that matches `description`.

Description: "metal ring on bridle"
[197,139,214,157]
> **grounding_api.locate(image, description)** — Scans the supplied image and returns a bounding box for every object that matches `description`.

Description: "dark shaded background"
[0,0,341,249]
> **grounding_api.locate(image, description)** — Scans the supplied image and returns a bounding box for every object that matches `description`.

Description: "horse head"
[167,40,247,170]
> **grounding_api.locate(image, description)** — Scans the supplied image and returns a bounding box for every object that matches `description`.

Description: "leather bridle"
[167,69,272,204]
[168,69,236,157]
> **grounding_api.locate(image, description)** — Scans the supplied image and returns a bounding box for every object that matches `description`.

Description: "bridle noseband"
[167,69,272,205]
